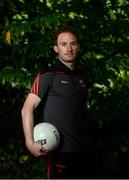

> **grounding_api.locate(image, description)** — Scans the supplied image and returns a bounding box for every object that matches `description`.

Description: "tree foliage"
[0,0,129,178]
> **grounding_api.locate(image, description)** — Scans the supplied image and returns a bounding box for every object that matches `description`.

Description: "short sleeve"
[30,72,51,99]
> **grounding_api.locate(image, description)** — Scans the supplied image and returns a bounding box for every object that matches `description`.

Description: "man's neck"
[59,57,75,70]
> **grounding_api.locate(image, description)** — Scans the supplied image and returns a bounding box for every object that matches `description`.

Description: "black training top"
[31,60,92,152]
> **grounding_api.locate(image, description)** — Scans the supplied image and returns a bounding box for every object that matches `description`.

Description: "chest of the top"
[49,74,89,98]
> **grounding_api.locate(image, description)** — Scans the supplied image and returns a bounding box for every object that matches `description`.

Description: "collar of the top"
[54,60,78,75]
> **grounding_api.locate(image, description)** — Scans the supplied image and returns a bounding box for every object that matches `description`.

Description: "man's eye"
[71,42,77,46]
[61,43,67,46]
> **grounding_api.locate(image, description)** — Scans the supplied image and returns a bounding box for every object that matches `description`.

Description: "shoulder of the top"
[38,66,59,77]
[77,66,89,77]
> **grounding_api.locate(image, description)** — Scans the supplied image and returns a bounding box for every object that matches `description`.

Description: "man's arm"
[21,93,47,156]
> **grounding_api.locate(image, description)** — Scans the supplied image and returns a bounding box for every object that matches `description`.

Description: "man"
[21,25,95,179]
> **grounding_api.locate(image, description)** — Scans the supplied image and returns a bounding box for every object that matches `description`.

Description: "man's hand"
[26,141,48,157]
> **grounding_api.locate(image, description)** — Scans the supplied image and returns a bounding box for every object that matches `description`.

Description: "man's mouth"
[66,53,73,56]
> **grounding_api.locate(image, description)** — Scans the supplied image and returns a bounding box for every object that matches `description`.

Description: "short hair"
[54,25,80,45]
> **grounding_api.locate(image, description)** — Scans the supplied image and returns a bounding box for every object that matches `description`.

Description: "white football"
[33,122,60,151]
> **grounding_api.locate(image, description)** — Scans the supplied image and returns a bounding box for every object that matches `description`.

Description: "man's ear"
[53,45,58,53]
[78,44,80,52]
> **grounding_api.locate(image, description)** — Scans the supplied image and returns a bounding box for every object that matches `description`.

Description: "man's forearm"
[21,108,34,146]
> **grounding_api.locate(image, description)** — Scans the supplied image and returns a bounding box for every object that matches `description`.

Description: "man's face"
[54,32,80,62]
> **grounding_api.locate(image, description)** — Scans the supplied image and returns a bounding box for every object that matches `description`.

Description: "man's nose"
[67,44,72,51]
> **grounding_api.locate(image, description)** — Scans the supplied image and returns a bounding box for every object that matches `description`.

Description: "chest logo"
[61,80,69,84]
[79,79,86,87]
